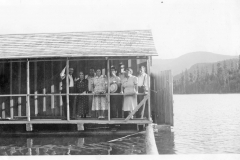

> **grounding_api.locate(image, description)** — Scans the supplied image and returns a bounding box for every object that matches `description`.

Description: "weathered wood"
[34,62,38,116]
[124,95,149,121]
[43,62,46,114]
[59,61,63,116]
[141,101,146,119]
[51,61,55,115]
[77,123,84,131]
[152,70,173,126]
[66,59,70,121]
[147,57,151,121]
[18,62,22,116]
[10,62,14,119]
[26,60,30,121]
[1,102,5,118]
[145,124,158,155]
[0,119,152,124]
[107,58,110,120]
[26,123,33,131]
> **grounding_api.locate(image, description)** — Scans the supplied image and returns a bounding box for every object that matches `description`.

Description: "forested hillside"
[173,56,240,94]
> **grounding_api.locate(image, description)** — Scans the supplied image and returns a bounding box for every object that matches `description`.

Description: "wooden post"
[51,61,55,115]
[10,62,14,119]
[141,101,146,119]
[18,62,22,116]
[145,124,158,155]
[59,61,63,116]
[43,62,46,115]
[77,123,84,131]
[107,58,110,121]
[26,138,33,155]
[66,58,70,121]
[34,62,38,116]
[26,123,33,131]
[2,102,5,119]
[27,60,30,121]
[147,57,151,121]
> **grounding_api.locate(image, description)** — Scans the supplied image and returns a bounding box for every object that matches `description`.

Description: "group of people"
[60,63,149,120]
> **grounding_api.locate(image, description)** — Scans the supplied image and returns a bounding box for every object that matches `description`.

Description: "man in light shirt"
[137,65,149,118]
[60,66,75,119]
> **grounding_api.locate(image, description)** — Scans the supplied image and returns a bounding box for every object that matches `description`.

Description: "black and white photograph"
[0,0,240,159]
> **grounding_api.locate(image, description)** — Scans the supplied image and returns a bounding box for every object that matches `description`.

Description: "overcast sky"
[0,0,240,59]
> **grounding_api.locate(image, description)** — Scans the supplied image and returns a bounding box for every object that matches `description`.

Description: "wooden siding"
[151,70,174,126]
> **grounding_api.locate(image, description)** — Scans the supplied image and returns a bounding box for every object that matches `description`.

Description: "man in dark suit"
[60,66,75,119]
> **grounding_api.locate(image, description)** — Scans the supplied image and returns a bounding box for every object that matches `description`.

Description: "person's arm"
[116,77,121,87]
[60,66,66,80]
[135,77,138,93]
[144,74,150,92]
[120,79,124,94]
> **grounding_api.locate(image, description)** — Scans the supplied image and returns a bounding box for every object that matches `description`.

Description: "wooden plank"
[34,62,38,116]
[147,57,151,120]
[43,62,46,114]
[26,123,33,131]
[26,60,30,121]
[10,62,14,119]
[124,95,149,121]
[51,61,55,115]
[141,101,146,119]
[0,119,152,124]
[18,62,22,116]
[77,123,84,131]
[66,59,70,121]
[107,58,110,121]
[1,101,5,119]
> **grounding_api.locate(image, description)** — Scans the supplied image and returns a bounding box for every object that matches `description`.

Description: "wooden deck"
[0,119,152,124]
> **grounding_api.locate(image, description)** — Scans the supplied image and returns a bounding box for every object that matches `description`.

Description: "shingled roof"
[0,30,157,59]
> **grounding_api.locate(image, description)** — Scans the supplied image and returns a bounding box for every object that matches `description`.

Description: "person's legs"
[88,94,93,117]
[110,96,116,118]
[62,95,67,119]
[136,94,144,118]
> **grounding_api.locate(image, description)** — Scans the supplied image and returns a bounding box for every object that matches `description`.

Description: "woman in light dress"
[92,69,108,119]
[121,68,138,118]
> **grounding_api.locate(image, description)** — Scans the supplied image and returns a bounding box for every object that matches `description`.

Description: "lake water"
[0,94,240,155]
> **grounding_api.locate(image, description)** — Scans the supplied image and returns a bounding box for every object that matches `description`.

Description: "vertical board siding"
[151,70,173,126]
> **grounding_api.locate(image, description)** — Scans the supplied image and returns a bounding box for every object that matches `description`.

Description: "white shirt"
[137,73,149,90]
[60,67,74,87]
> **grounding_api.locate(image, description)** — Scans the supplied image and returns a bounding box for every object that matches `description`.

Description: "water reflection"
[155,130,175,154]
[0,134,149,155]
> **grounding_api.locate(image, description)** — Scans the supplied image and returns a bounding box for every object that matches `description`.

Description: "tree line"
[173,56,240,94]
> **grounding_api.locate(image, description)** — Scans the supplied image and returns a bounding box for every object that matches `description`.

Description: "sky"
[0,0,240,59]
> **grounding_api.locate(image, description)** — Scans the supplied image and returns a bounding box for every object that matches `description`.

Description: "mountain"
[152,52,238,76]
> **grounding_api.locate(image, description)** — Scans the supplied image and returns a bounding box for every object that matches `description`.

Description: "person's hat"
[69,68,74,71]
[110,83,118,93]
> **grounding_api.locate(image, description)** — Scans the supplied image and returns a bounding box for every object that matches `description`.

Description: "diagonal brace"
[124,95,149,121]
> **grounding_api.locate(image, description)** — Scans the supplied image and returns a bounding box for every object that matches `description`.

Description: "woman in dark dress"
[75,71,89,118]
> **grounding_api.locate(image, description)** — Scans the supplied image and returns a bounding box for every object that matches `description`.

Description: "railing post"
[27,59,30,121]
[66,58,70,121]
[34,62,38,116]
[107,57,110,121]
[18,62,22,116]
[10,62,14,119]
[147,56,152,121]
[43,62,46,115]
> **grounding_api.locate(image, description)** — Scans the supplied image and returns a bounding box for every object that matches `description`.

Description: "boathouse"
[0,30,173,134]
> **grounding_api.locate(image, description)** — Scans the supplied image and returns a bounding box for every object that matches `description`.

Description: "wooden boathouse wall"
[151,70,174,126]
